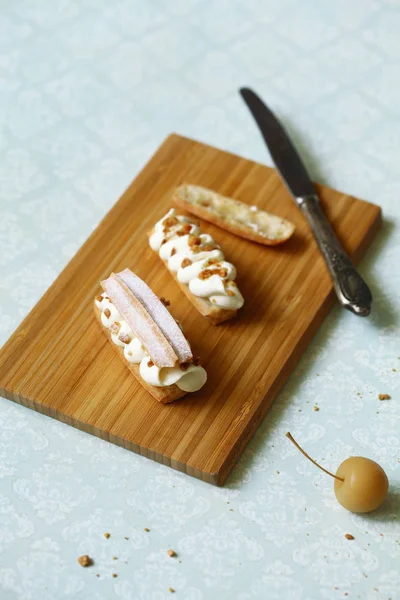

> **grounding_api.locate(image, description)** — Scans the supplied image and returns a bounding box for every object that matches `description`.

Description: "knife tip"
[239,87,252,98]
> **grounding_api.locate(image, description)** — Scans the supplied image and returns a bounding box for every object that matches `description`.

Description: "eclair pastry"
[94,269,207,403]
[148,209,244,325]
[173,184,295,246]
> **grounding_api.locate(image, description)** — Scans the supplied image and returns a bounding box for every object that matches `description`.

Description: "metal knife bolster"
[297,195,372,316]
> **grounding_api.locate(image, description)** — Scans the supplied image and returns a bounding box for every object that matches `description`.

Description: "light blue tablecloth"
[1,1,399,599]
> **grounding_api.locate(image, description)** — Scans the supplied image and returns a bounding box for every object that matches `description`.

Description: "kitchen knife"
[240,87,372,317]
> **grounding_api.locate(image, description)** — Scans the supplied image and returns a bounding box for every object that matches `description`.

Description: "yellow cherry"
[286,432,389,514]
[334,456,388,513]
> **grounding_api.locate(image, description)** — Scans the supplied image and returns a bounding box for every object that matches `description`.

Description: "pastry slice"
[94,269,207,403]
[173,184,295,246]
[148,209,244,325]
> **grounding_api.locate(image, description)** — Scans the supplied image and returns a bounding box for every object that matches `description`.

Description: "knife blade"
[240,87,372,317]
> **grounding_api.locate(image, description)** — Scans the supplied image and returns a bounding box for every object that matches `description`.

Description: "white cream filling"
[96,293,206,392]
[149,209,244,310]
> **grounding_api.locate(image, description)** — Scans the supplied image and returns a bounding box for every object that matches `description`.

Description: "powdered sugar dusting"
[117,269,193,364]
[101,275,178,368]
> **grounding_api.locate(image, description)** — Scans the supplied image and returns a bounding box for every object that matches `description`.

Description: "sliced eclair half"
[173,184,295,246]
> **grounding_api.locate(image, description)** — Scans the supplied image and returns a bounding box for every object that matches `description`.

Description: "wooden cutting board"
[0,134,381,485]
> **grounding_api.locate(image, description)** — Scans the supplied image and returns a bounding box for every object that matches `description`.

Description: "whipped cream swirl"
[96,293,206,392]
[149,209,244,310]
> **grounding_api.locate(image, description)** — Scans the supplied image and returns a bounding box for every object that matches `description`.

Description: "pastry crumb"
[167,549,177,557]
[104,533,110,539]
[169,588,175,593]
[124,536,129,540]
[313,406,319,411]
[144,528,150,532]
[112,556,117,560]
[78,555,91,567]
[378,393,391,400]
[345,534,354,540]
[112,573,118,578]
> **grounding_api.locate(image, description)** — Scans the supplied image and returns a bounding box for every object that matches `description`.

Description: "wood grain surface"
[0,134,381,485]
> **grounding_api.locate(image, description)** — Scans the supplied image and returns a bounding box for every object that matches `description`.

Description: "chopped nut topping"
[110,322,121,335]
[188,235,202,247]
[162,216,179,229]
[170,248,176,257]
[147,360,154,368]
[176,223,192,236]
[193,243,217,253]
[199,267,228,280]
[160,297,171,307]
[199,270,213,280]
[95,294,103,303]
[180,362,189,371]
[161,238,167,245]
[181,258,192,268]
[118,333,131,344]
[226,290,235,297]
[78,555,91,567]
[207,258,220,266]
[103,308,111,318]
[200,200,211,207]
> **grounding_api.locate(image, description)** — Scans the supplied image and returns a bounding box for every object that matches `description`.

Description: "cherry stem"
[286,432,344,482]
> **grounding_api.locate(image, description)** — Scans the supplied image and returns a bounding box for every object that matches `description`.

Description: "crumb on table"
[167,549,177,557]
[313,405,319,411]
[345,534,354,540]
[104,532,110,539]
[144,528,150,532]
[112,573,118,578]
[378,393,391,400]
[169,588,175,593]
[78,555,92,567]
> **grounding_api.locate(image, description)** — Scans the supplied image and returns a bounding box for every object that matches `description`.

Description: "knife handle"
[298,195,372,316]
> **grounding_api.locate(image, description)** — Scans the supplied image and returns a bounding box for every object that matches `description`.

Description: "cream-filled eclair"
[148,209,244,324]
[94,269,207,403]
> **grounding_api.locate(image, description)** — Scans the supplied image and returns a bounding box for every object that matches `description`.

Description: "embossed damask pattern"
[1,1,399,598]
